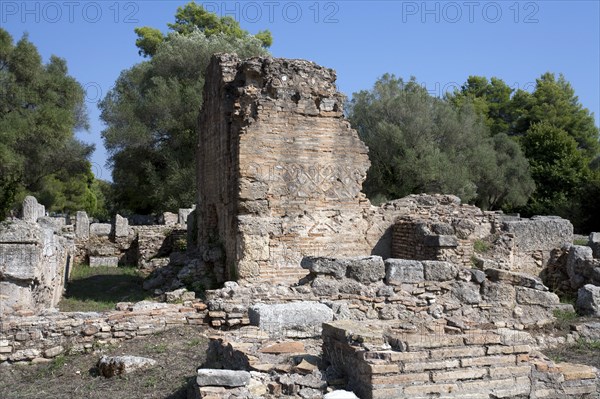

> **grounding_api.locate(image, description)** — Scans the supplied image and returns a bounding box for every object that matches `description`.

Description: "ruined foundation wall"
[0,217,72,316]
[197,55,374,283]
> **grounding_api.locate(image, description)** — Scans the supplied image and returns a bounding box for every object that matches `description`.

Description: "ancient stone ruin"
[1,55,600,399]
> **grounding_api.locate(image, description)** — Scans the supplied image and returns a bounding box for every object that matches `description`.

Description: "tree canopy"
[348,74,534,210]
[100,4,270,214]
[0,29,105,220]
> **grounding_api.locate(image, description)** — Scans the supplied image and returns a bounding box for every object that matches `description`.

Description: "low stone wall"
[391,202,573,277]
[0,301,207,364]
[322,320,599,399]
[205,255,566,332]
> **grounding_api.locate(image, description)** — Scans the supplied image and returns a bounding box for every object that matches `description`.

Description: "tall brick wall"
[197,55,374,283]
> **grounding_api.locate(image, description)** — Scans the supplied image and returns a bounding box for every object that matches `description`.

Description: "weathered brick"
[489,364,532,378]
[461,355,516,367]
[557,363,598,380]
[400,334,464,350]
[404,359,460,372]
[372,372,430,385]
[389,351,429,362]
[403,383,458,396]
[430,346,485,359]
[432,368,488,382]
[486,344,531,355]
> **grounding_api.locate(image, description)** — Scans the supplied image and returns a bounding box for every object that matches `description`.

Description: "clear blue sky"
[2,0,599,181]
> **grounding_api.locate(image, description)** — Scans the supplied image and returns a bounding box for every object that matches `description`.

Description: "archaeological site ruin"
[1,54,600,398]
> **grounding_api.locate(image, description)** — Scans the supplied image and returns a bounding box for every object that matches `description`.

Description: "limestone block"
[89,256,119,267]
[502,216,573,252]
[451,281,481,304]
[196,369,251,387]
[423,235,458,247]
[22,196,44,223]
[576,284,600,316]
[178,208,194,226]
[248,302,333,337]
[515,286,559,307]
[89,223,111,237]
[385,259,424,284]
[422,261,458,281]
[114,214,129,237]
[75,211,89,239]
[345,256,385,283]
[301,257,348,279]
[485,268,548,291]
[97,355,157,377]
[160,212,178,226]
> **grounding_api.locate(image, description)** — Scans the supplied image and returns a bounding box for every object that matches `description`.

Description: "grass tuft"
[59,264,152,312]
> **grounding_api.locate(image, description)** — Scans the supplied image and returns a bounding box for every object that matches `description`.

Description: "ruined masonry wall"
[197,55,374,283]
[0,302,207,363]
[322,320,599,399]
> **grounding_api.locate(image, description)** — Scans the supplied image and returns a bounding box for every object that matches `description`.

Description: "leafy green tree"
[513,73,599,158]
[101,23,269,213]
[0,29,99,220]
[447,76,515,136]
[135,2,271,57]
[348,74,534,209]
[521,122,590,216]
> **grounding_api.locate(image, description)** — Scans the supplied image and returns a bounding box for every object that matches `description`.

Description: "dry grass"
[0,326,209,399]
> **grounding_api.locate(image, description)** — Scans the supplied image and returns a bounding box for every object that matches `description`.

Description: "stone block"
[160,212,178,226]
[385,259,423,284]
[75,211,89,239]
[451,281,481,304]
[423,234,458,247]
[178,208,194,226]
[345,256,385,283]
[249,302,333,337]
[301,257,348,279]
[432,368,488,382]
[22,196,44,223]
[515,286,559,306]
[461,355,516,367]
[422,261,458,281]
[89,256,119,268]
[89,223,111,236]
[502,216,573,252]
[485,268,548,291]
[98,355,157,377]
[114,214,129,237]
[576,284,600,316]
[196,369,251,388]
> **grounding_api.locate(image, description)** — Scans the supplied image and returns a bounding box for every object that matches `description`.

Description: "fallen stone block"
[515,286,559,306]
[89,223,111,236]
[97,355,157,377]
[485,268,548,291]
[385,259,424,284]
[576,284,600,316]
[301,257,348,279]
[248,302,333,337]
[89,256,119,267]
[196,369,251,387]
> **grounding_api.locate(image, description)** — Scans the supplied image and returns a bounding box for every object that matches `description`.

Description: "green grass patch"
[59,265,151,312]
[473,239,491,254]
[552,308,579,331]
[573,238,589,246]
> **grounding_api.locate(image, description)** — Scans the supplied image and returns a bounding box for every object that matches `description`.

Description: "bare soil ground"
[0,326,209,399]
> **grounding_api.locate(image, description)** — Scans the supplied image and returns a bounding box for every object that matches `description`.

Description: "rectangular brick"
[389,351,429,362]
[372,372,430,385]
[557,363,598,380]
[486,344,531,355]
[461,355,516,367]
[464,331,502,345]
[362,363,400,375]
[459,377,529,394]
[401,334,464,350]
[489,365,531,378]
[430,346,485,359]
[403,383,458,396]
[432,368,488,382]
[404,359,460,372]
